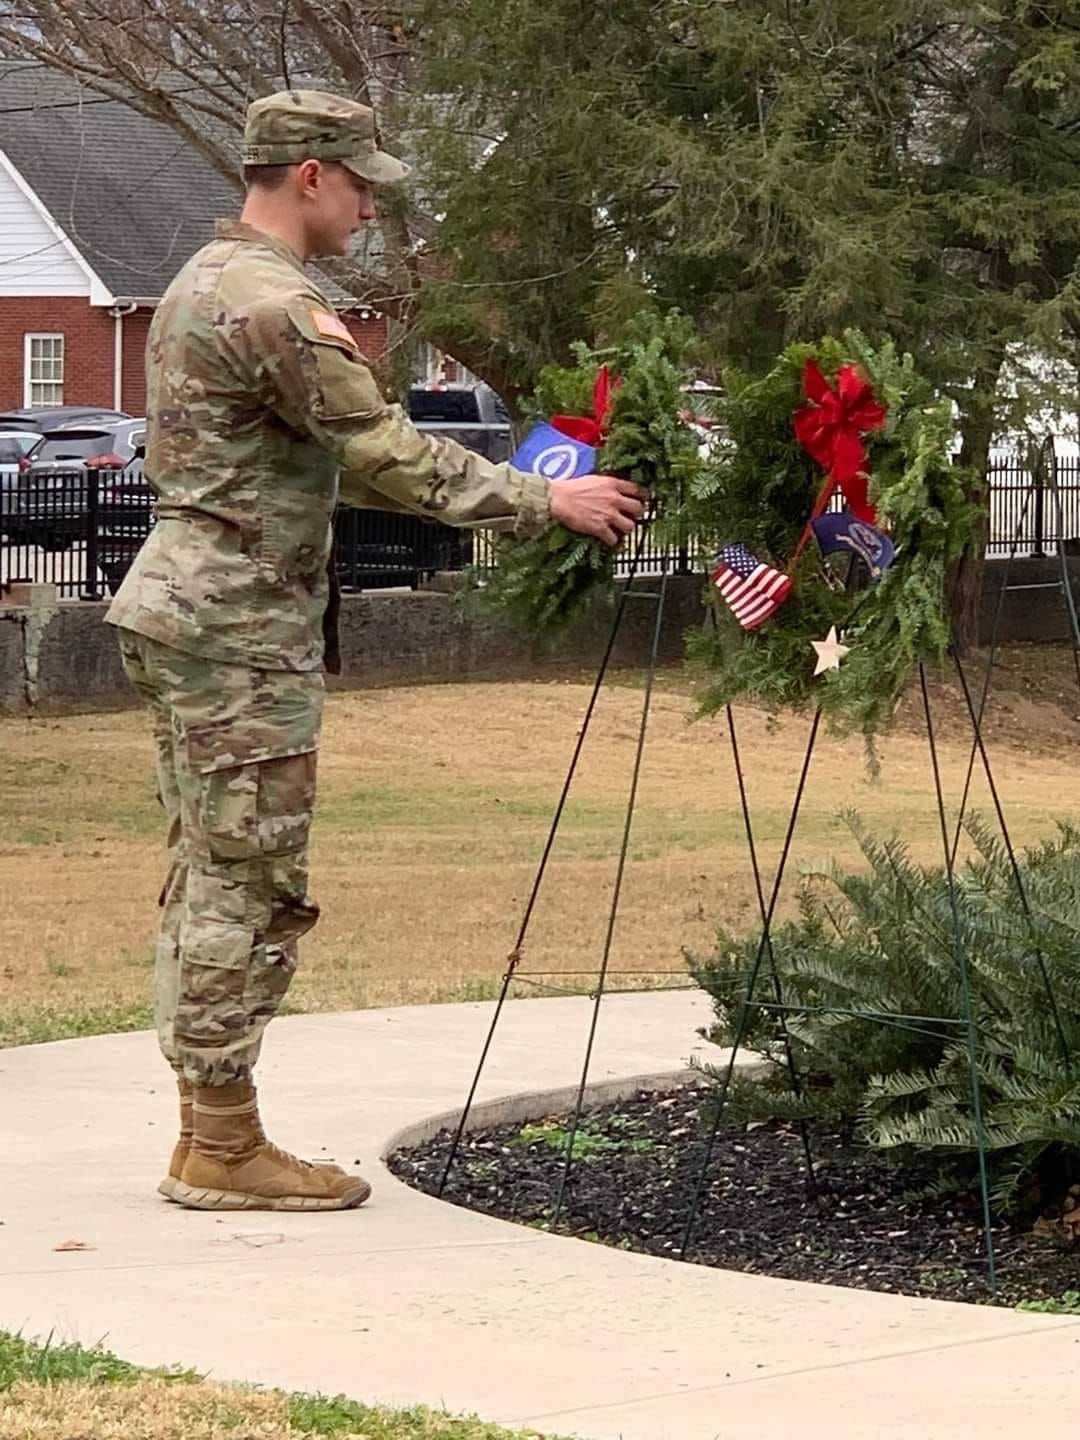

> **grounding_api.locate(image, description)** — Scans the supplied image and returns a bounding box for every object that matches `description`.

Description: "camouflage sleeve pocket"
[286,306,385,421]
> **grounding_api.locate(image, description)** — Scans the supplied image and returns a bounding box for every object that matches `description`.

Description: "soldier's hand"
[548,474,647,548]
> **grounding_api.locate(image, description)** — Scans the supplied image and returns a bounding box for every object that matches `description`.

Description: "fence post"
[675,479,691,575]
[82,469,101,602]
[1033,441,1047,558]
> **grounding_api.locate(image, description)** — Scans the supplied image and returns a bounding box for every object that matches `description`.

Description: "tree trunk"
[947,390,998,653]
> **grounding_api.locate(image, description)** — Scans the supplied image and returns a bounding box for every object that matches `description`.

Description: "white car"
[0,429,43,535]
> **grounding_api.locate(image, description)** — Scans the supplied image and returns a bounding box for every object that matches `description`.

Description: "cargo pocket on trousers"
[178,710,321,1043]
[186,707,320,864]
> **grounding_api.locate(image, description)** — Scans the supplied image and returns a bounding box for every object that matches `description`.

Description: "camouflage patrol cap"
[242,89,410,184]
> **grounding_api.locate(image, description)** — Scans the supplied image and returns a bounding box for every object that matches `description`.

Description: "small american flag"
[711,543,793,631]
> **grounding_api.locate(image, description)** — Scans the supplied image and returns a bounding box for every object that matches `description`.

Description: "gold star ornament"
[811,626,850,676]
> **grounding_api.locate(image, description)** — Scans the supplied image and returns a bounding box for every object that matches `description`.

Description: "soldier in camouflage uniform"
[107,90,645,1213]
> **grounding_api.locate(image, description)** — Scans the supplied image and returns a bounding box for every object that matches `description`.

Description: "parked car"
[0,430,43,538]
[96,455,153,596]
[15,418,146,550]
[0,405,129,433]
[24,416,146,478]
[408,382,513,463]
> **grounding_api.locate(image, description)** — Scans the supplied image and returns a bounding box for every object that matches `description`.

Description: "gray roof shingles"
[0,61,244,300]
[0,62,371,305]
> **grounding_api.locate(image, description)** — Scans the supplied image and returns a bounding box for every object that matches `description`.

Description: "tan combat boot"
[173,1079,371,1212]
[158,1076,194,1201]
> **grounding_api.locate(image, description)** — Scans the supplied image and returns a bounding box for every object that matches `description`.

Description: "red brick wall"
[120,308,154,417]
[342,309,388,362]
[119,309,385,413]
[0,300,389,417]
[0,297,113,411]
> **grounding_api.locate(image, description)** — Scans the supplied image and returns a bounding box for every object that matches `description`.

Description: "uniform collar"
[215,219,307,275]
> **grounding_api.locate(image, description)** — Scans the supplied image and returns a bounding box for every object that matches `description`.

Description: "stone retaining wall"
[1,558,1075,715]
[0,575,705,715]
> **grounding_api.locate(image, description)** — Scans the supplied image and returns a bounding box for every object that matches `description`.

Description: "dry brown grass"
[0,1379,291,1440]
[2,650,1079,1045]
[0,1375,564,1440]
[0,1332,566,1439]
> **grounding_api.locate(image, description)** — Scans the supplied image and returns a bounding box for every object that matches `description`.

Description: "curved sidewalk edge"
[2,990,1078,1440]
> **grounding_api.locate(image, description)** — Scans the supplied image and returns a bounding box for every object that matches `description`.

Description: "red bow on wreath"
[551,365,620,447]
[793,361,886,526]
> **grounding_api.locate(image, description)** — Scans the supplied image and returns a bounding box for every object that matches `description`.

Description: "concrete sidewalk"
[2,992,1078,1439]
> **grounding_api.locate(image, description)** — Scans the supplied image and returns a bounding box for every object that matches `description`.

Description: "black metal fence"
[0,467,694,600]
[0,469,487,602]
[986,447,1080,557]
[4,452,1079,601]
[1,468,117,601]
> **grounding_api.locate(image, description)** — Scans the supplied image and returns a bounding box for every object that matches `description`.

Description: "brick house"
[0,62,389,418]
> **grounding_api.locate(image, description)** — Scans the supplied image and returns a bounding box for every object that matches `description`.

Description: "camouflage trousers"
[118,630,323,1086]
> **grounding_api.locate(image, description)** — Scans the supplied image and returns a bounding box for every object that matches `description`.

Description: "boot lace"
[261,1140,318,1173]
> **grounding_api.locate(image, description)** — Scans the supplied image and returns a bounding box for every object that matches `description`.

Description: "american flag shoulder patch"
[311,309,359,348]
[711,543,793,631]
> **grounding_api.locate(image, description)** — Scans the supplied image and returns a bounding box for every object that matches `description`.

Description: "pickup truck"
[407,382,513,463]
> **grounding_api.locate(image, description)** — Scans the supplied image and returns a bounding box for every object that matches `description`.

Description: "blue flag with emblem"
[812,511,896,579]
[510,422,596,482]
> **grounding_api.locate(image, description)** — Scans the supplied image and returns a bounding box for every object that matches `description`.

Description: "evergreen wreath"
[478,322,971,740]
[472,311,702,635]
[687,331,973,737]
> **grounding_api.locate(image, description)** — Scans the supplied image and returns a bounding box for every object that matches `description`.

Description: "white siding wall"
[0,155,90,297]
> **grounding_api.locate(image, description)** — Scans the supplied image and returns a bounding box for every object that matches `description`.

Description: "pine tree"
[413,2,1080,637]
[13,3,1080,633]
[692,813,1080,1212]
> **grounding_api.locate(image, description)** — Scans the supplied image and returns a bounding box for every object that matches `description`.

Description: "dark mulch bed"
[387,1085,1080,1309]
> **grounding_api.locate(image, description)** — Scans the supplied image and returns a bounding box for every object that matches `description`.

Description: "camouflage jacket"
[106,220,551,671]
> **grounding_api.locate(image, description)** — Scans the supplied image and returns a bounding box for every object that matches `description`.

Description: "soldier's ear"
[295,158,323,198]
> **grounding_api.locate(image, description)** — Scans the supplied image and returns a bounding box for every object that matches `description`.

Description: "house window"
[24,333,64,407]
